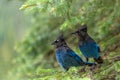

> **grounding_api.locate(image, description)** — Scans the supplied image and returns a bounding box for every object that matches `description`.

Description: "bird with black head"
[51,34,95,71]
[72,25,103,64]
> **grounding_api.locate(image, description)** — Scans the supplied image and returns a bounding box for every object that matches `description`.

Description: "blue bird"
[51,34,95,71]
[72,25,103,64]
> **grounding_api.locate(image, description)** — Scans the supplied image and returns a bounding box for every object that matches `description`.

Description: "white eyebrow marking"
[56,40,59,42]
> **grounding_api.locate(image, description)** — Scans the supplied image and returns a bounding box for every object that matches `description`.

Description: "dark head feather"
[51,34,67,48]
[79,25,87,32]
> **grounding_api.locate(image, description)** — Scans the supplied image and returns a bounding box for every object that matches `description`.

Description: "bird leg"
[86,58,89,62]
[78,67,85,73]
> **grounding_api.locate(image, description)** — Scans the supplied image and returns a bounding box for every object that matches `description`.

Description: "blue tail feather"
[84,62,96,66]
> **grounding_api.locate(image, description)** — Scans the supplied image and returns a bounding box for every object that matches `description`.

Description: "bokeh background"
[0,0,120,80]
[0,0,31,79]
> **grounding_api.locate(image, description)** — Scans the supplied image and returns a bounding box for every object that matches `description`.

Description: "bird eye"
[56,40,59,42]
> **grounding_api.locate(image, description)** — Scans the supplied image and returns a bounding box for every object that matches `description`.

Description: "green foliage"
[9,0,120,80]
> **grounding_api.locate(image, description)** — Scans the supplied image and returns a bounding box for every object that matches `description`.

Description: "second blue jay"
[72,25,103,64]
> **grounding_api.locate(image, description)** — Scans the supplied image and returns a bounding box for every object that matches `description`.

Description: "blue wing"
[67,48,84,65]
[55,47,85,71]
[79,41,100,58]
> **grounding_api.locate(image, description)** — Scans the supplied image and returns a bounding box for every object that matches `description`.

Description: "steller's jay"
[72,25,103,64]
[51,34,95,71]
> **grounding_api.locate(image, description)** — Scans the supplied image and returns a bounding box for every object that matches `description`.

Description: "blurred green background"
[0,0,120,80]
[0,0,31,79]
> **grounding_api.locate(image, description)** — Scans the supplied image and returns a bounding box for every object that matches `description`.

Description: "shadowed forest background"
[0,0,120,80]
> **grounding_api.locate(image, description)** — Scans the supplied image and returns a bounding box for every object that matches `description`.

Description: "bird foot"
[90,64,96,70]
[90,63,102,71]
[78,67,85,73]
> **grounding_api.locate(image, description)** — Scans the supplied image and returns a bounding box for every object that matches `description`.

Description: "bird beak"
[71,31,77,35]
[51,41,55,45]
[71,32,75,35]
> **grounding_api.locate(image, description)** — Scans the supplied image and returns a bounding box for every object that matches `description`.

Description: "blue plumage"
[51,34,95,71]
[55,47,83,71]
[79,41,99,59]
[72,25,103,64]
